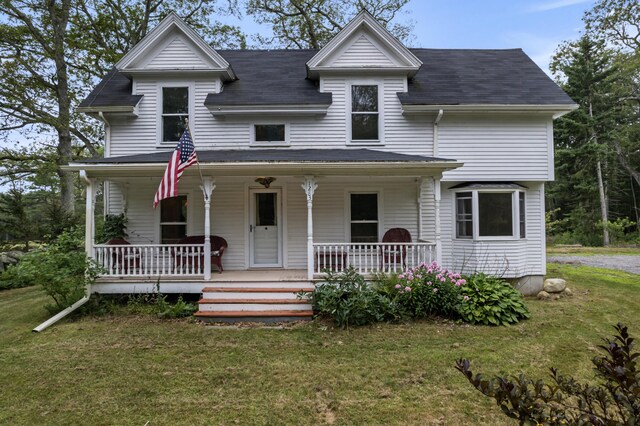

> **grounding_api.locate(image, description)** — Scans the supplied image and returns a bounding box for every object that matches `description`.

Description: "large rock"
[0,254,17,265]
[4,251,24,261]
[544,278,566,293]
[537,291,551,300]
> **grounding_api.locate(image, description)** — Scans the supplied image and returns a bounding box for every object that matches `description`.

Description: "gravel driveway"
[548,255,640,275]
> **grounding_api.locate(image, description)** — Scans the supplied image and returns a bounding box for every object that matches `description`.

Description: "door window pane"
[255,193,277,226]
[478,193,513,237]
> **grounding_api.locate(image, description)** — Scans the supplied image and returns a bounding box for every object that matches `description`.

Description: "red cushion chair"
[380,228,412,270]
[175,235,227,273]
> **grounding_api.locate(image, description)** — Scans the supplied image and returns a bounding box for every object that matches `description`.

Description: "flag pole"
[185,118,206,192]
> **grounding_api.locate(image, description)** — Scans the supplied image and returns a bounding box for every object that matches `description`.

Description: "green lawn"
[1,264,639,425]
[547,245,640,255]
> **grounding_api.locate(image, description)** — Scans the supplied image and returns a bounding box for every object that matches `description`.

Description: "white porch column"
[200,177,216,280]
[301,176,318,280]
[433,175,442,264]
[81,170,97,259]
[417,177,428,241]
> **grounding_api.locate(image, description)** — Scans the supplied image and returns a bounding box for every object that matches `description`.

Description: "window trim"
[155,193,192,244]
[344,190,383,243]
[346,80,384,145]
[250,122,290,147]
[156,82,195,147]
[453,188,526,241]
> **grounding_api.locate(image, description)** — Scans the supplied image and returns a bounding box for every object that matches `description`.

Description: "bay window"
[455,187,526,240]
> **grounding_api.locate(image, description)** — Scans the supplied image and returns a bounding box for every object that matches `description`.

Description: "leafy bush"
[0,263,34,290]
[392,262,466,318]
[7,228,100,314]
[456,323,640,424]
[97,213,128,243]
[127,292,197,319]
[307,267,401,328]
[457,274,530,326]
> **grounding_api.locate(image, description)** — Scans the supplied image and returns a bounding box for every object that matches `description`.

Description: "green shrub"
[392,262,465,318]
[307,267,401,328]
[0,264,34,290]
[457,274,530,326]
[127,283,197,319]
[97,213,128,243]
[456,323,640,423]
[8,228,100,314]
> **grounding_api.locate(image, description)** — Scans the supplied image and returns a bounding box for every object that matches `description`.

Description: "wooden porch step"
[202,287,314,293]
[194,310,313,318]
[199,298,309,304]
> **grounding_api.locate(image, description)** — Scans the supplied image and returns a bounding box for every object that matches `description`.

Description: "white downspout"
[33,170,95,332]
[433,109,444,157]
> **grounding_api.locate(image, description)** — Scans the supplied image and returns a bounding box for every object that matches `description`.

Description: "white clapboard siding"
[119,179,158,244]
[286,182,307,269]
[106,182,124,215]
[331,34,395,67]
[439,182,545,277]
[438,115,552,181]
[146,37,208,69]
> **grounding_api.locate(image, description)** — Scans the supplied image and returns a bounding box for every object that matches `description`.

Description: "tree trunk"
[589,100,610,246]
[49,0,74,214]
[596,160,610,245]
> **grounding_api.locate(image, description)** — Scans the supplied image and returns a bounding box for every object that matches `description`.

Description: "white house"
[68,11,576,321]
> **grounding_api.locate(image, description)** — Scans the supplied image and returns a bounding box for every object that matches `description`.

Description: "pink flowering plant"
[392,261,467,318]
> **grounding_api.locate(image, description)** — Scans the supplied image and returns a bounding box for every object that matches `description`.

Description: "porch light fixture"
[255,177,276,188]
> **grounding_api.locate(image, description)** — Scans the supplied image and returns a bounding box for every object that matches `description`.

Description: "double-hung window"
[160,196,187,244]
[351,85,379,141]
[162,87,189,143]
[350,193,379,243]
[455,188,526,240]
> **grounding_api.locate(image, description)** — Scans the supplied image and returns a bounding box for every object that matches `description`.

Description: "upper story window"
[350,85,379,141]
[162,87,189,143]
[253,124,287,145]
[455,188,526,240]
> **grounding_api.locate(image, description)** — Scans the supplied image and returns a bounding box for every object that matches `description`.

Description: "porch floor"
[95,269,308,283]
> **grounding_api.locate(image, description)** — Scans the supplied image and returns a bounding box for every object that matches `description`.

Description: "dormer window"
[162,86,189,143]
[350,85,379,142]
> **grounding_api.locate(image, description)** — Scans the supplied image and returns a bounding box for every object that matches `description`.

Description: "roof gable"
[115,12,235,79]
[306,10,422,77]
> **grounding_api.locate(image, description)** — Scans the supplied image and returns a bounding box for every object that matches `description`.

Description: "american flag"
[153,128,198,208]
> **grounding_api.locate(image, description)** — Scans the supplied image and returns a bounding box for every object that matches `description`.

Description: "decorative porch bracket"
[301,176,318,280]
[200,177,216,280]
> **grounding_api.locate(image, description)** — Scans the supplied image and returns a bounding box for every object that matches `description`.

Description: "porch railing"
[312,242,436,276]
[93,244,205,277]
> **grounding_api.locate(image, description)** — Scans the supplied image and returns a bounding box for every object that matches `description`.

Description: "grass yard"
[1,264,639,425]
[547,245,640,255]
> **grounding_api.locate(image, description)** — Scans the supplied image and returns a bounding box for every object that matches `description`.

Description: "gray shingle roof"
[79,48,574,109]
[79,149,452,164]
[79,68,143,108]
[206,50,332,107]
[399,49,573,105]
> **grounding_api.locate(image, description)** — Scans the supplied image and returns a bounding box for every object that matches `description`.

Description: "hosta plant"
[457,273,530,326]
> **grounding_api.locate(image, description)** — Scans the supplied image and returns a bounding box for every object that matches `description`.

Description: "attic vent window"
[351,85,379,141]
[162,87,189,142]
[255,124,285,142]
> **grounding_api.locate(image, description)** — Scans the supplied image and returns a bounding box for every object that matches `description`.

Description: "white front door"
[249,188,282,268]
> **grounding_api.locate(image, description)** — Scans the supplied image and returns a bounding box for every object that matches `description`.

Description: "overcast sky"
[226,0,596,75]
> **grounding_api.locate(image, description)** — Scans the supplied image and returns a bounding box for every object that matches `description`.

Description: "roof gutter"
[402,103,579,116]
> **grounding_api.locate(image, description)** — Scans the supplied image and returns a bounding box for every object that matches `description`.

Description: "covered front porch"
[71,149,460,289]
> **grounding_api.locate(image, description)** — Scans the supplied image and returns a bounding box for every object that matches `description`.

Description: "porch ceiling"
[66,148,463,178]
